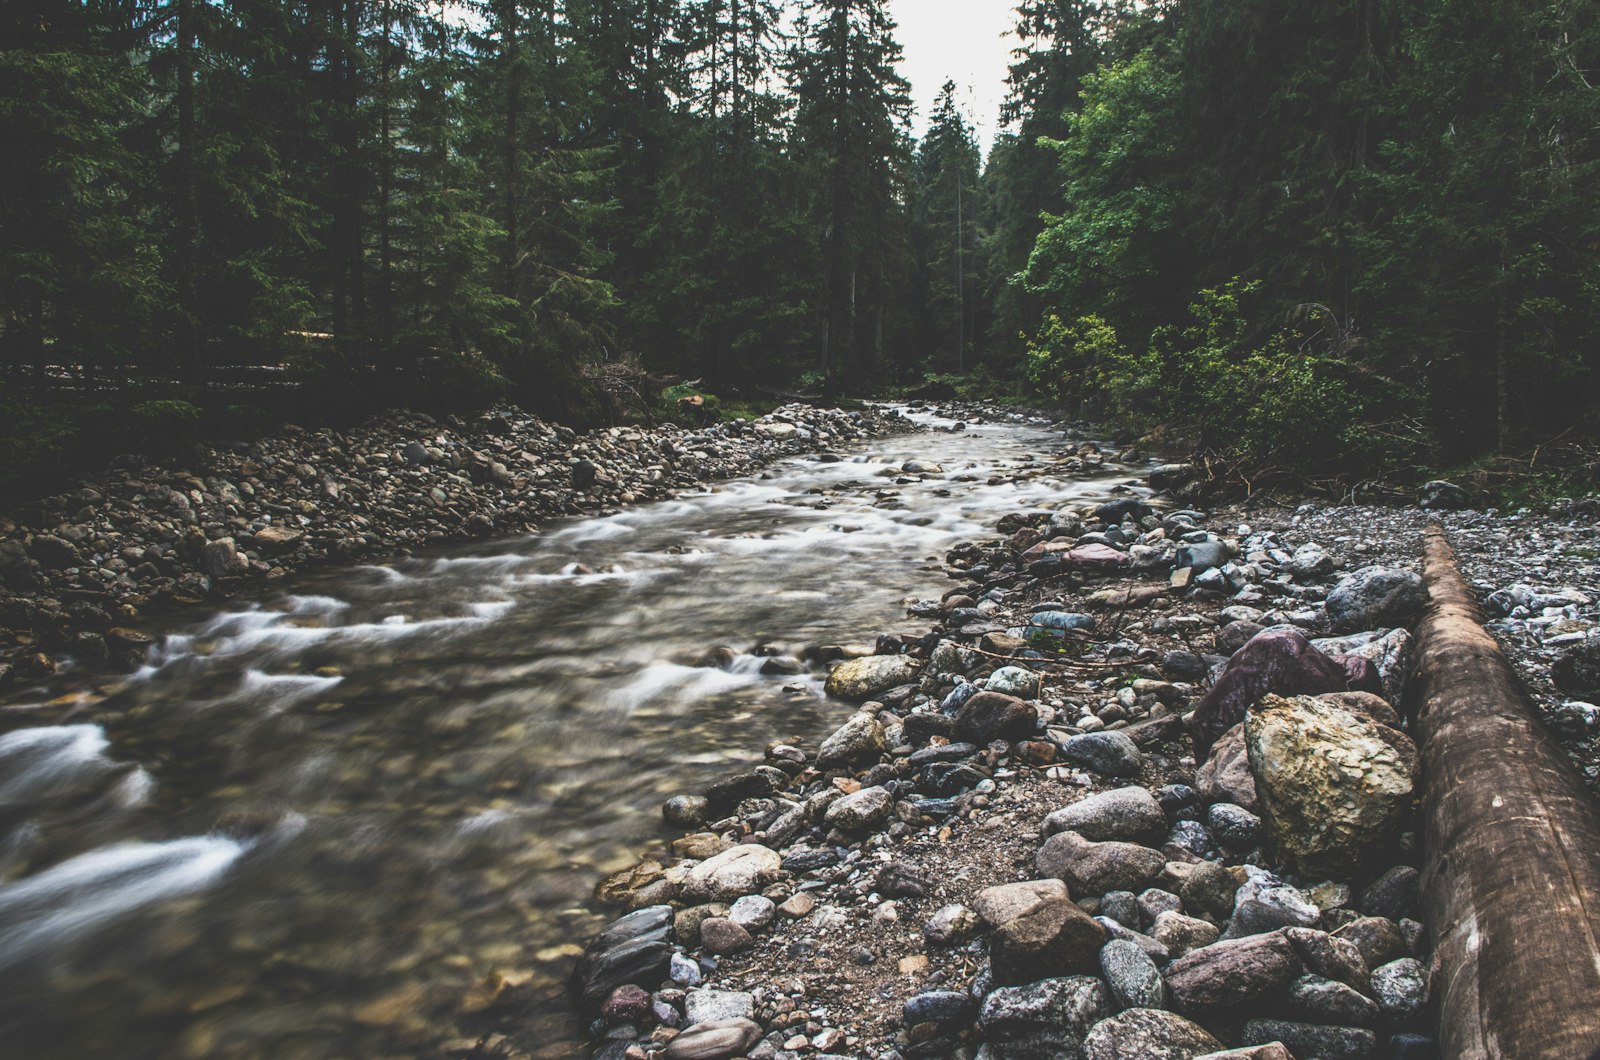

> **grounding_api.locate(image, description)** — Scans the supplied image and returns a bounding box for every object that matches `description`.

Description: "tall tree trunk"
[501,1,521,303]
[378,0,393,348]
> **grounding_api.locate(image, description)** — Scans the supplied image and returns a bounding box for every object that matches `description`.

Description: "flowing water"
[0,409,1144,1058]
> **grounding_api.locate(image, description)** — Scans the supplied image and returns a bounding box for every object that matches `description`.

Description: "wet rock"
[1164,932,1303,1014]
[979,976,1111,1059]
[956,691,1039,744]
[825,655,921,700]
[1240,1020,1377,1060]
[1325,566,1428,633]
[251,525,303,554]
[823,786,892,834]
[1042,786,1167,844]
[902,711,956,744]
[815,711,887,768]
[1096,499,1153,525]
[904,990,978,1026]
[1370,958,1429,1020]
[1190,628,1356,762]
[1195,724,1258,811]
[602,983,652,1023]
[664,795,707,829]
[679,845,782,903]
[571,905,675,1013]
[663,1018,764,1059]
[1098,938,1167,1010]
[1082,1009,1222,1060]
[1246,694,1418,876]
[704,770,776,809]
[1059,731,1143,778]
[1036,832,1166,898]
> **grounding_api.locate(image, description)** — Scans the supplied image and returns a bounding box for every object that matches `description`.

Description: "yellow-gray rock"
[824,654,922,700]
[1245,694,1418,877]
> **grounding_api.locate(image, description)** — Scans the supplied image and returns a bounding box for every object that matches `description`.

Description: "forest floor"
[571,402,1600,1060]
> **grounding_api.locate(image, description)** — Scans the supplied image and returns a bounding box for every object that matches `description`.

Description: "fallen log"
[1408,523,1600,1059]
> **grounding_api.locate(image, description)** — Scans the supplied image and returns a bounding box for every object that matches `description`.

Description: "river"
[0,408,1142,1058]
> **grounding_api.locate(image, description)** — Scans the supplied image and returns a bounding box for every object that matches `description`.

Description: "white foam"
[0,725,115,803]
[0,836,248,967]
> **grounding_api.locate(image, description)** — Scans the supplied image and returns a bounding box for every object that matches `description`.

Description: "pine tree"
[789,0,913,392]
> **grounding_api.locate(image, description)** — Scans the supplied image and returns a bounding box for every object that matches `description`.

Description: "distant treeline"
[4,1,1600,473]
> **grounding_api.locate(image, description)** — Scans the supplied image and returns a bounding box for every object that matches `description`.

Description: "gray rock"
[904,990,978,1025]
[1082,1008,1222,1060]
[1240,1020,1377,1060]
[823,786,893,833]
[200,537,249,578]
[1358,865,1420,922]
[1370,958,1429,1019]
[1176,538,1232,574]
[679,845,782,903]
[979,976,1111,1059]
[1287,543,1336,579]
[1326,566,1428,633]
[728,895,776,933]
[1059,731,1143,777]
[664,794,710,828]
[1165,932,1303,1014]
[1137,889,1181,926]
[925,903,981,945]
[1287,973,1382,1026]
[1043,787,1167,844]
[986,665,1043,697]
[1150,912,1220,959]
[1284,927,1371,991]
[1100,890,1140,929]
[1166,819,1222,861]
[1036,832,1166,899]
[1206,803,1262,848]
[815,711,886,768]
[683,989,756,1025]
[1099,938,1167,1010]
[1227,874,1321,937]
[1337,917,1409,970]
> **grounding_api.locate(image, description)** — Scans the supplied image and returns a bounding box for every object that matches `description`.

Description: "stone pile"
[575,472,1443,1059]
[0,403,913,685]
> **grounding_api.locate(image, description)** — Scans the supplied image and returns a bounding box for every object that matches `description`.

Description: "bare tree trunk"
[1408,524,1600,1059]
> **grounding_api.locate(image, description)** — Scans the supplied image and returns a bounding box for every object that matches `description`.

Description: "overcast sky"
[886,0,1018,154]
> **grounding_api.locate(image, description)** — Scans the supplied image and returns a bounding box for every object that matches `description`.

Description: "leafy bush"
[657,383,723,426]
[0,391,80,488]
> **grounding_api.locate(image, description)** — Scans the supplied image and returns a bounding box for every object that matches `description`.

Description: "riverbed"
[0,409,1142,1058]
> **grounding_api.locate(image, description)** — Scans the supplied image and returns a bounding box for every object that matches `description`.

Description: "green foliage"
[0,391,80,488]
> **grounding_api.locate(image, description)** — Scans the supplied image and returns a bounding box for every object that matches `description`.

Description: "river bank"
[0,402,914,689]
[575,410,1600,1060]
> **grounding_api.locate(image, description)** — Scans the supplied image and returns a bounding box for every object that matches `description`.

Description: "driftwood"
[1408,524,1600,1059]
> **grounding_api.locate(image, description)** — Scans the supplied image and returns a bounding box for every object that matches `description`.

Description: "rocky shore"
[0,402,914,688]
[573,417,1600,1060]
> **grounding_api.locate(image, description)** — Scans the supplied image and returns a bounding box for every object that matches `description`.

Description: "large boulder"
[1082,1009,1223,1060]
[825,654,921,700]
[979,976,1111,1059]
[1245,694,1418,876]
[1189,628,1356,762]
[1325,566,1428,632]
[957,691,1040,744]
